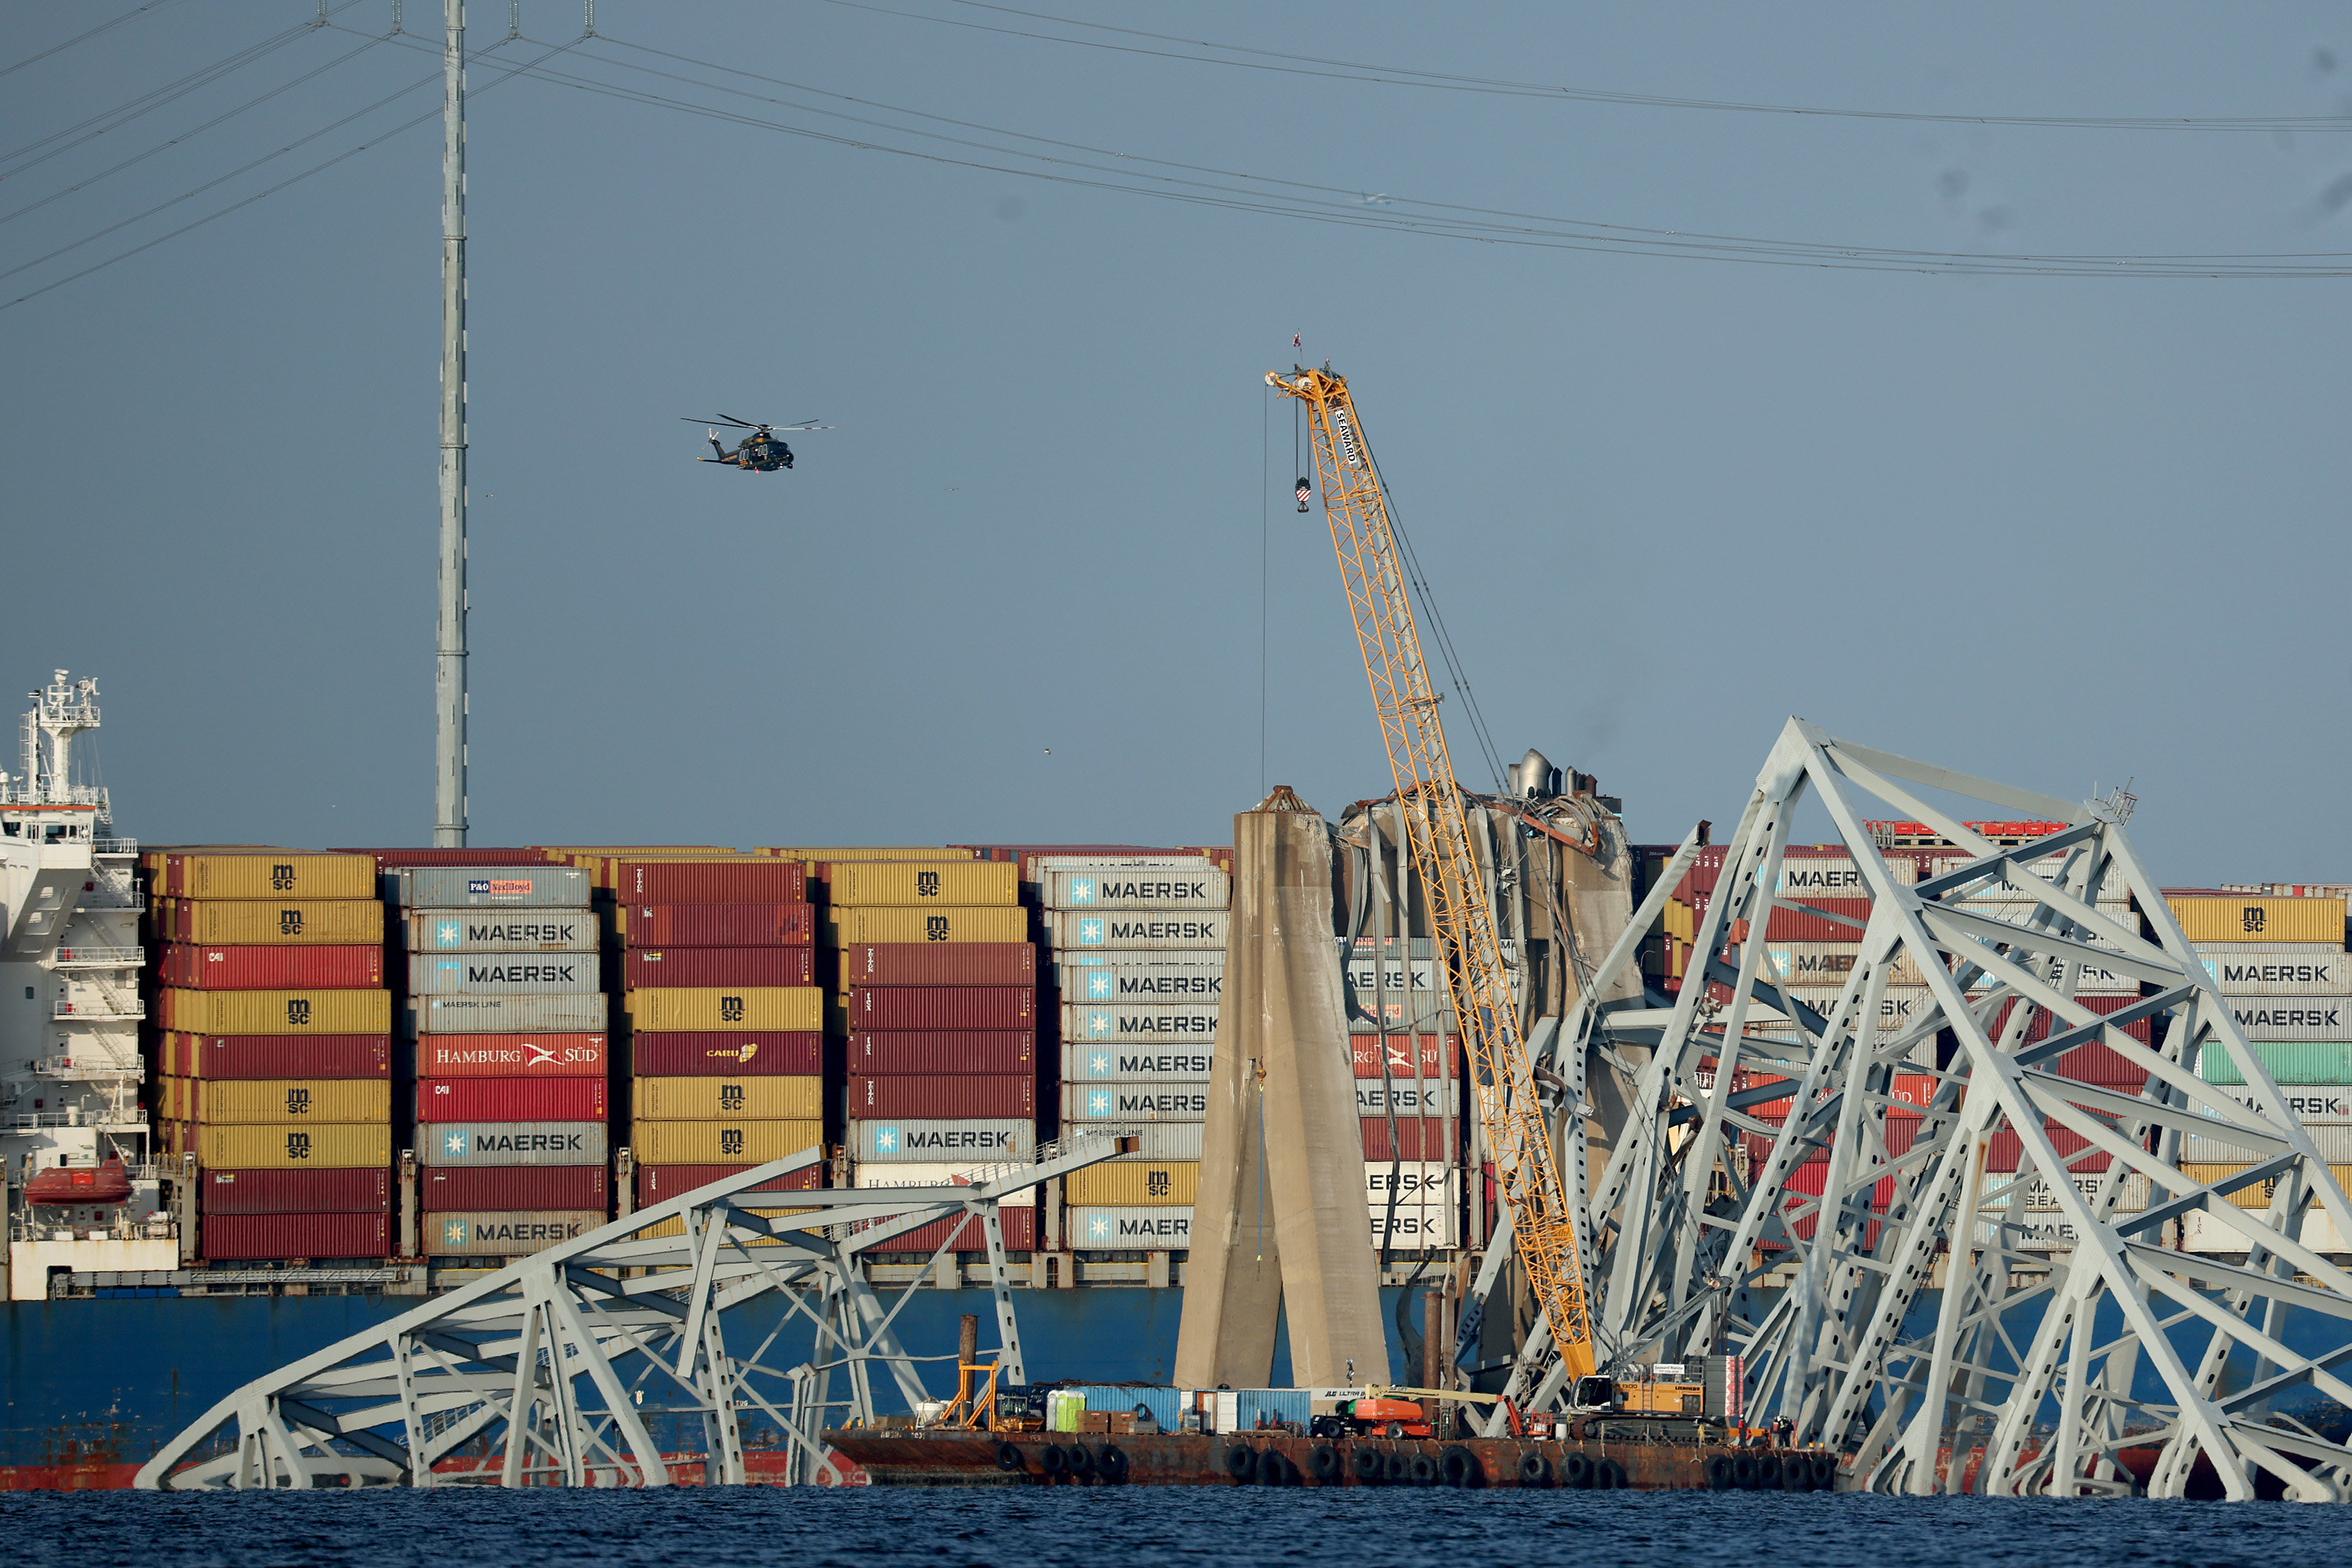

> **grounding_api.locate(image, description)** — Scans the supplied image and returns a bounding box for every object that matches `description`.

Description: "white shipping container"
[849,1162,1036,1207]
[1062,1083,1210,1122]
[1029,855,1219,877]
[848,1119,1035,1163]
[1774,855,1914,899]
[1061,1041,1214,1082]
[1369,1201,1458,1247]
[418,1122,608,1167]
[1058,963,1225,1003]
[1363,1162,1458,1203]
[1976,1170,2150,1213]
[1356,1078,1461,1117]
[411,993,609,1034]
[1062,1003,1220,1044]
[1044,867,1231,912]
[398,866,593,909]
[1054,949,1224,970]
[2224,999,2352,1043]
[2181,1206,2350,1255]
[404,909,599,953]
[1108,1123,1204,1162]
[405,954,601,996]
[1929,855,2126,903]
[426,1210,604,1254]
[2183,1122,2352,1165]
[2200,1084,2352,1121]
[1049,910,1230,951]
[1067,1206,1192,1247]
[2201,949,2352,996]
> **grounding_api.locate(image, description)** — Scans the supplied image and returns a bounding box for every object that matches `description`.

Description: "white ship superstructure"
[1,670,172,1296]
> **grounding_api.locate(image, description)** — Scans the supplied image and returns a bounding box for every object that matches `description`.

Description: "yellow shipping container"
[194,1123,391,1169]
[2168,895,2346,946]
[170,852,376,900]
[1065,1161,1199,1208]
[624,987,821,1032]
[827,862,1017,907]
[167,898,384,945]
[1663,900,1694,942]
[187,1079,390,1124]
[632,1118,824,1164]
[760,846,963,862]
[633,1075,824,1120]
[162,989,390,1034]
[2180,1163,2352,1208]
[825,906,1028,946]
[633,1207,811,1243]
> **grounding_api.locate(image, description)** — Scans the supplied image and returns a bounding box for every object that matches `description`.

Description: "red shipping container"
[170,1033,390,1080]
[329,846,547,869]
[1349,1033,1457,1080]
[636,1163,825,1203]
[844,1032,1035,1076]
[846,1074,1036,1120]
[853,1207,1036,1253]
[199,1167,390,1214]
[627,1031,822,1076]
[622,902,815,948]
[416,1033,606,1078]
[614,860,804,903]
[1988,1119,2116,1173]
[421,1164,609,1212]
[624,946,815,988]
[416,1077,608,1122]
[159,944,385,990]
[1688,893,1875,944]
[1360,1116,1460,1162]
[841,987,1035,1030]
[201,1212,390,1261]
[837,943,1038,987]
[2025,992,2154,1044]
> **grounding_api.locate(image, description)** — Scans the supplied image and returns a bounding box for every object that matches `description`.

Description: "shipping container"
[1061,1004,1218,1044]
[625,986,821,1033]
[837,943,1037,987]
[160,898,384,945]
[165,852,376,901]
[849,1163,1036,1206]
[1054,949,1225,971]
[619,902,815,948]
[1066,1207,1192,1247]
[1974,1169,2151,1212]
[416,1033,607,1078]
[2197,1040,2352,1086]
[624,947,815,989]
[402,909,600,953]
[417,1122,611,1167]
[1366,1161,1459,1205]
[2223,1000,2352,1043]
[170,1033,390,1080]
[1762,942,2135,994]
[1061,1041,1213,1083]
[1058,962,1224,1004]
[626,1031,822,1076]
[1065,1161,1198,1208]
[425,1210,605,1254]
[2168,895,2347,946]
[185,1078,390,1123]
[633,1075,824,1120]
[613,860,805,904]
[760,845,967,862]
[201,1212,390,1261]
[411,993,610,1033]
[1349,1033,1457,1080]
[159,944,383,990]
[2200,950,2352,996]
[2198,1083,2352,1120]
[406,954,600,995]
[827,906,1029,946]
[1368,1203,1458,1247]
[1041,868,1231,912]
[193,1122,391,1169]
[1047,910,1229,952]
[1062,1083,1208,1122]
[849,1209,1037,1254]
[421,1164,608,1213]
[828,862,1018,907]
[631,1119,825,1165]
[848,1118,1034,1163]
[2183,1122,2352,1165]
[1107,1122,1205,1162]
[1359,1116,1460,1163]
[2176,1163,2352,1210]
[1354,1079,1461,1118]
[636,1163,824,1202]
[843,1031,1035,1076]
[329,846,550,872]
[397,865,593,908]
[199,1167,390,1214]
[845,1074,1035,1120]
[630,1207,811,1245]
[162,988,390,1035]
[840,987,1035,1031]
[417,1077,608,1122]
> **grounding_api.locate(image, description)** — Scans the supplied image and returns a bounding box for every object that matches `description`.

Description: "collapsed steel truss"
[136,1131,1131,1490]
[1479,719,2352,1499]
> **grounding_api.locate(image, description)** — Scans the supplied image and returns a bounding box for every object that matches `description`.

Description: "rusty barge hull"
[822,1429,1846,1492]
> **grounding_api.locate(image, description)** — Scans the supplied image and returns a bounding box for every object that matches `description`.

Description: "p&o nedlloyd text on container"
[404,910,598,953]
[397,866,592,908]
[1048,911,1229,951]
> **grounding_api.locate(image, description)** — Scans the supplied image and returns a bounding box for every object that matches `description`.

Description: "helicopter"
[684,414,837,472]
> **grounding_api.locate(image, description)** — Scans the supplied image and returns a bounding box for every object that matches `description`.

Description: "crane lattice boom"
[1267,365,1594,1382]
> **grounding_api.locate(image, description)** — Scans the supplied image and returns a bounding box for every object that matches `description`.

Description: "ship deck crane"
[1265,365,1596,1393]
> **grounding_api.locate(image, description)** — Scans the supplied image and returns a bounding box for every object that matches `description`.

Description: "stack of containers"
[825,858,1039,1254]
[616,857,825,1216]
[2174,891,2352,1203]
[148,850,394,1260]
[1043,856,1229,1253]
[402,863,611,1258]
[1339,919,1471,1255]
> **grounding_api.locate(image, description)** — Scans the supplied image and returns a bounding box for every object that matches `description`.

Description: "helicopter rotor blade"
[777,420,838,431]
[720,414,765,430]
[684,415,758,429]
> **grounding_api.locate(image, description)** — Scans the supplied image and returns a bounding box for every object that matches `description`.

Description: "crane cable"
[0,1,181,83]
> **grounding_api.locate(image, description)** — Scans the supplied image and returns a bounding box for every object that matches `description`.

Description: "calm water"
[2,1486,2340,1568]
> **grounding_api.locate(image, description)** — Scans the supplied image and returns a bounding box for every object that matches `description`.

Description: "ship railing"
[52,1000,146,1022]
[31,1055,143,1081]
[92,837,137,856]
[52,945,141,968]
[3,1109,98,1129]
[77,877,143,910]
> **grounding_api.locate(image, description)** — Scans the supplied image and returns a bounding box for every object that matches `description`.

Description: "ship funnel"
[1510,747,1562,800]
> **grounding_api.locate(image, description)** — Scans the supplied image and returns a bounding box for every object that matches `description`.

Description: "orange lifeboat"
[24,1156,132,1205]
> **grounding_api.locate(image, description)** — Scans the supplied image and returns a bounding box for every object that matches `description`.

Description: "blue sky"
[4,3,2347,883]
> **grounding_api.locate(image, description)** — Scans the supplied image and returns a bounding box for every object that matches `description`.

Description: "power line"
[0,1,180,82]
[824,0,2352,133]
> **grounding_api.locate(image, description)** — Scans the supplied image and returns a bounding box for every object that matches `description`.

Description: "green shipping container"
[2196,1040,2352,1085]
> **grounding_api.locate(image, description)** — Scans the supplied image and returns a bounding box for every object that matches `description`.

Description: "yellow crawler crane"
[1266,365,1595,1387]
